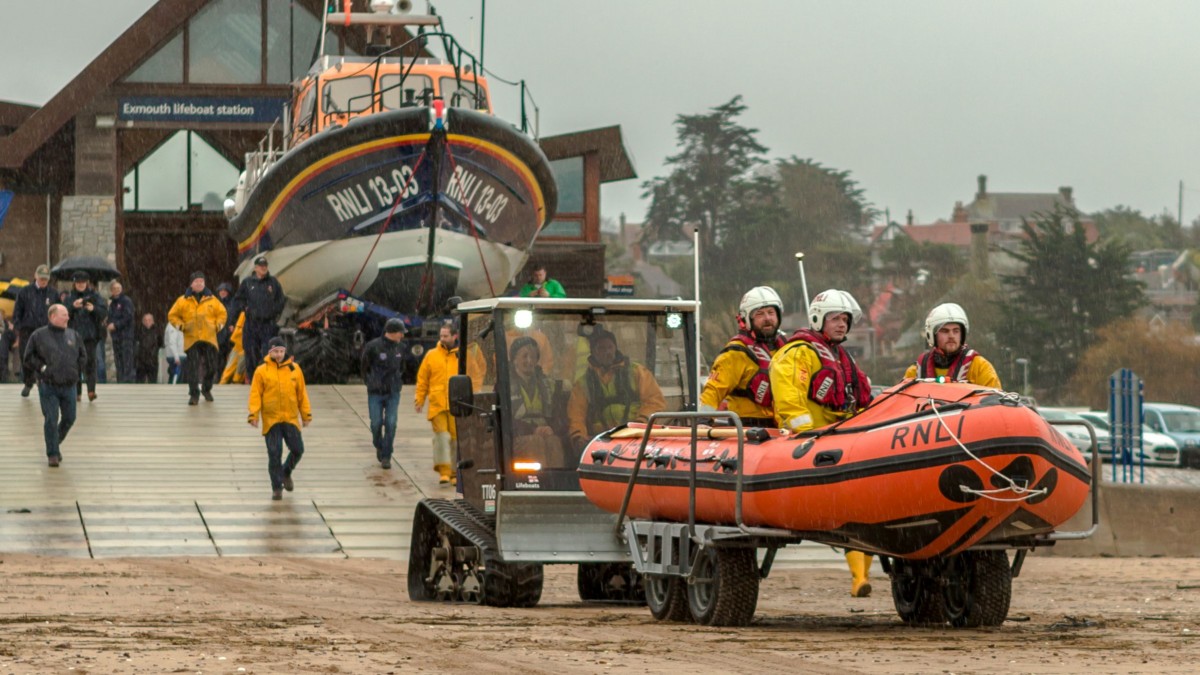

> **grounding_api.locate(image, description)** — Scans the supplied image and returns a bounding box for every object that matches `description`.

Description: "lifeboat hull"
[577,382,1091,559]
[228,107,557,314]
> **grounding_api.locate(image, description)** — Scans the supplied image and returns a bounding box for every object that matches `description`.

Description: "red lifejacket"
[719,332,786,408]
[787,328,873,412]
[916,347,977,383]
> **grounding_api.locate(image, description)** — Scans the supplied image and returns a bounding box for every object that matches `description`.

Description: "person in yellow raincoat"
[248,337,312,500]
[770,289,876,598]
[567,327,665,452]
[167,272,227,405]
[415,323,463,484]
[699,286,786,428]
[903,303,1001,388]
[220,313,247,384]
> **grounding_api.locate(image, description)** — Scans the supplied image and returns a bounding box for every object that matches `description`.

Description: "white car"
[1036,407,1098,460]
[1078,411,1182,468]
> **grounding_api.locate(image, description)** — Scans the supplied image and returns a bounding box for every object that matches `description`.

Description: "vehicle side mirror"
[448,375,474,417]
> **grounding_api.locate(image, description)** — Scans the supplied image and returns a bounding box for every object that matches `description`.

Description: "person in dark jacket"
[360,318,407,469]
[23,304,87,467]
[13,264,57,397]
[215,281,235,368]
[106,280,136,383]
[231,256,286,383]
[65,271,107,402]
[135,312,163,383]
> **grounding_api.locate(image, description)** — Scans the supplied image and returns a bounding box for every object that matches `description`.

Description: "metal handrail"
[1041,419,1100,541]
[612,412,747,545]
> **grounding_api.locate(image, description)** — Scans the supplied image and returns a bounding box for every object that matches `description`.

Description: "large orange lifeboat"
[578,380,1091,560]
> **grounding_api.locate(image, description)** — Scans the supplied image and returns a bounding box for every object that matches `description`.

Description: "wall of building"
[59,196,116,264]
[0,193,56,277]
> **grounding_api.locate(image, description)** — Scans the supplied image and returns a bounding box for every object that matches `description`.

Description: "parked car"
[1036,407,1097,460]
[1142,403,1200,469]
[1076,411,1181,467]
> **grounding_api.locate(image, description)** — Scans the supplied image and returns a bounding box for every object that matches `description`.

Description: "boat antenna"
[692,225,702,414]
[795,251,810,318]
[479,0,485,74]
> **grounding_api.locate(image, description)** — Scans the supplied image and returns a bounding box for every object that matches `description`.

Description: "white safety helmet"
[924,302,970,347]
[808,289,862,331]
[739,286,783,326]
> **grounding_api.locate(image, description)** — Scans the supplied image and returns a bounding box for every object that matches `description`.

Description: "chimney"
[970,222,990,277]
[1059,186,1073,204]
[952,201,968,223]
[976,174,988,200]
[906,209,913,226]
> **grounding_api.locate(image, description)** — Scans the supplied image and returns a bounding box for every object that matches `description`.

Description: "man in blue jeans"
[22,304,87,467]
[360,318,407,469]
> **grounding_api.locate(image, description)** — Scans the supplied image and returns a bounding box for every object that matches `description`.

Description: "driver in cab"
[567,327,665,452]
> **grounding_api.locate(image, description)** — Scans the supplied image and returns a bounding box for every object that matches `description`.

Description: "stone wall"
[59,195,116,262]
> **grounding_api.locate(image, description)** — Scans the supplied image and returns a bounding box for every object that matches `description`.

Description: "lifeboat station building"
[0,0,632,318]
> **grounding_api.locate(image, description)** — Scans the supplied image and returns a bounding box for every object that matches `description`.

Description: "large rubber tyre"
[291,326,355,384]
[577,563,646,604]
[889,559,947,626]
[942,551,1012,628]
[686,547,759,627]
[644,574,690,622]
[481,557,544,608]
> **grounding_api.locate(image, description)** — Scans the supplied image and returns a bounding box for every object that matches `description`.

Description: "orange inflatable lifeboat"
[578,380,1091,560]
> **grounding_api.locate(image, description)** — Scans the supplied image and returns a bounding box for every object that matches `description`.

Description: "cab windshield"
[463,308,694,471]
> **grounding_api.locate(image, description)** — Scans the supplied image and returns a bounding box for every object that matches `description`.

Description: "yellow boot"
[434,463,453,484]
[846,550,873,597]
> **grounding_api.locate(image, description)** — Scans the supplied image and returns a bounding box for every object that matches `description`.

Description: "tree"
[640,96,769,258]
[1091,206,1187,250]
[996,205,1145,402]
[1067,318,1200,409]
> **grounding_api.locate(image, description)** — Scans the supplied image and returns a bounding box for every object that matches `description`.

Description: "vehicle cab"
[446,297,698,514]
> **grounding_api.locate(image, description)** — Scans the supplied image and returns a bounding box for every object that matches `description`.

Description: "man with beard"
[699,286,787,428]
[770,289,875,598]
[567,327,665,454]
[904,303,1001,388]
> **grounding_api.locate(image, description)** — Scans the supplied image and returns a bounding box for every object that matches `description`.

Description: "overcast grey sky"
[4,0,1200,227]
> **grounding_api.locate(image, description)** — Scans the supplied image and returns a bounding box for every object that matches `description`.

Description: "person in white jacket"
[164,323,187,384]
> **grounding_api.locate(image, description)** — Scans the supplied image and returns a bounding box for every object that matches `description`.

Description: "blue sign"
[1108,368,1144,484]
[117,96,287,124]
[0,190,12,231]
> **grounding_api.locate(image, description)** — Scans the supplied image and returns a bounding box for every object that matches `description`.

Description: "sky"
[4,0,1200,227]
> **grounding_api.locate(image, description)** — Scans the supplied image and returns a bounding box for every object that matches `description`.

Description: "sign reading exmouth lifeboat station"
[118,96,287,124]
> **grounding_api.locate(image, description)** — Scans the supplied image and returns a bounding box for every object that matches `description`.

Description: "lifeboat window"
[323,76,375,114]
[380,74,434,109]
[439,77,488,110]
[296,86,316,130]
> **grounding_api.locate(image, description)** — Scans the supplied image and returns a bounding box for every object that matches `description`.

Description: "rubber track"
[418,498,543,608]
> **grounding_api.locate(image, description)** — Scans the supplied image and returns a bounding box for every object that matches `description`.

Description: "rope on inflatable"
[927,396,1050,503]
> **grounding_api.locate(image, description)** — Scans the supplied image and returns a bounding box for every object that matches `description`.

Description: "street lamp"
[1015,357,1030,397]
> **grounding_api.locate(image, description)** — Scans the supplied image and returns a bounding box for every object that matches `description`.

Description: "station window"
[550,157,584,214]
[123,131,239,213]
[123,0,324,85]
[189,0,263,84]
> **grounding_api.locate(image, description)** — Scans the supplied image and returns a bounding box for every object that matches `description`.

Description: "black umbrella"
[51,256,121,282]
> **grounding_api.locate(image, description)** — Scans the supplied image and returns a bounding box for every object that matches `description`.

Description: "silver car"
[1036,407,1097,460]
